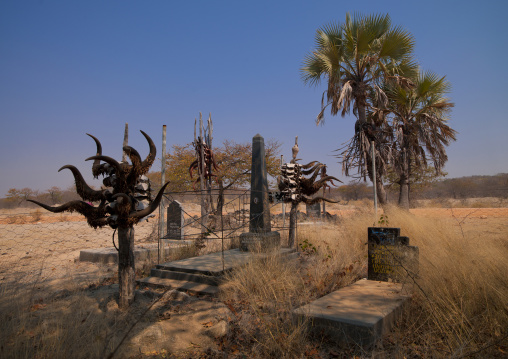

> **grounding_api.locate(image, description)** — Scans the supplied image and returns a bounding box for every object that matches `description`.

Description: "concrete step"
[137,276,219,296]
[293,279,411,347]
[155,262,229,277]
[150,268,221,286]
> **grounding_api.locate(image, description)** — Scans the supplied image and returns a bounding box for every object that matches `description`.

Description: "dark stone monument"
[166,200,184,240]
[367,227,419,282]
[306,202,321,218]
[240,134,281,251]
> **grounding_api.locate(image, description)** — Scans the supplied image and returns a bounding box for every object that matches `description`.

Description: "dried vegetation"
[0,204,507,358]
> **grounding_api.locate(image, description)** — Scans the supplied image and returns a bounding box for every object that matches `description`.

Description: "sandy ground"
[1,204,507,284]
[0,211,158,285]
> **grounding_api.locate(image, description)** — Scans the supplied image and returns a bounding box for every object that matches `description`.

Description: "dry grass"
[414,196,508,208]
[219,204,508,357]
[30,209,42,223]
[1,204,506,358]
[380,207,508,358]
[220,255,311,358]
[1,279,116,358]
[219,223,366,357]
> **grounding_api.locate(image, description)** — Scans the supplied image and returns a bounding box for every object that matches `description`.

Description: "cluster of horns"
[277,161,342,205]
[28,131,169,229]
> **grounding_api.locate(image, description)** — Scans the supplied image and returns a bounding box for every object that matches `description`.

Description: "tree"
[385,164,447,201]
[5,187,36,206]
[301,13,417,205]
[148,139,281,212]
[337,181,370,201]
[46,186,62,204]
[382,71,456,208]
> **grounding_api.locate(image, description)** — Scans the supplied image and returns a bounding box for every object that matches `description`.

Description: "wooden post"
[199,113,208,236]
[372,140,378,216]
[159,125,167,263]
[206,114,215,213]
[122,123,129,162]
[118,226,135,309]
[281,155,286,238]
[322,186,326,216]
[288,202,298,248]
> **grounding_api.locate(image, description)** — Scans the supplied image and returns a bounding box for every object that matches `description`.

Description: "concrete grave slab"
[156,247,297,276]
[293,278,411,347]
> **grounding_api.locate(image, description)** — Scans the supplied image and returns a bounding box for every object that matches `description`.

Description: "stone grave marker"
[166,200,184,240]
[306,202,321,218]
[367,227,419,282]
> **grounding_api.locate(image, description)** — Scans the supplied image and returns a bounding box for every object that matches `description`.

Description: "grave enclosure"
[75,131,419,348]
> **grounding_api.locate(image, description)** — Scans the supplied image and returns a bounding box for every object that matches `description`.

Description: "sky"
[1,0,507,197]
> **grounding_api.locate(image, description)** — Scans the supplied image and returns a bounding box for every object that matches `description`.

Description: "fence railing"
[0,188,292,288]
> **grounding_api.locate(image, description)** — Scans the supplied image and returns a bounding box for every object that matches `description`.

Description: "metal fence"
[0,188,291,289]
[155,188,290,263]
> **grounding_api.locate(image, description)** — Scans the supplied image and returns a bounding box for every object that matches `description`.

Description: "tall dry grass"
[0,275,170,359]
[0,280,112,358]
[380,207,508,357]
[219,223,366,357]
[221,205,508,357]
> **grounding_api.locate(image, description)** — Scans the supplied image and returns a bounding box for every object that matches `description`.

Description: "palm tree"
[301,13,417,205]
[382,71,456,209]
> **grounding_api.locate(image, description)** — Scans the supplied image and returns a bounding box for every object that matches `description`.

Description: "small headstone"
[306,202,321,218]
[166,201,184,240]
[367,227,419,282]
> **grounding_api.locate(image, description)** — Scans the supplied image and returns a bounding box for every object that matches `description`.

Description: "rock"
[162,289,191,302]
[205,320,229,338]
[129,324,164,348]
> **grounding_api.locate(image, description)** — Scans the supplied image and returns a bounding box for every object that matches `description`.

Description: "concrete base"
[156,247,296,276]
[293,279,411,347]
[239,231,280,252]
[79,241,193,264]
[138,247,297,296]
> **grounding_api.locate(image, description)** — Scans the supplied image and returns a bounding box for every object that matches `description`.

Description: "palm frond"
[337,81,353,116]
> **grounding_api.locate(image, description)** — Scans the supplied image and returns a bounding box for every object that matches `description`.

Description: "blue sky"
[1,0,507,196]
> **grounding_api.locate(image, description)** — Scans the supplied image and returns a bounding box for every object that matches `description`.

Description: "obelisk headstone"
[240,134,280,251]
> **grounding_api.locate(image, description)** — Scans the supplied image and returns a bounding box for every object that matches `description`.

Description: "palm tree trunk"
[358,102,388,206]
[376,176,387,206]
[398,179,410,209]
[118,226,135,309]
[398,133,410,210]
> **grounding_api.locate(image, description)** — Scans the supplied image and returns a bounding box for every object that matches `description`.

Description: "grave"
[138,247,298,296]
[367,227,419,282]
[239,134,280,251]
[306,202,321,218]
[166,200,184,240]
[293,279,410,347]
[294,227,418,347]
